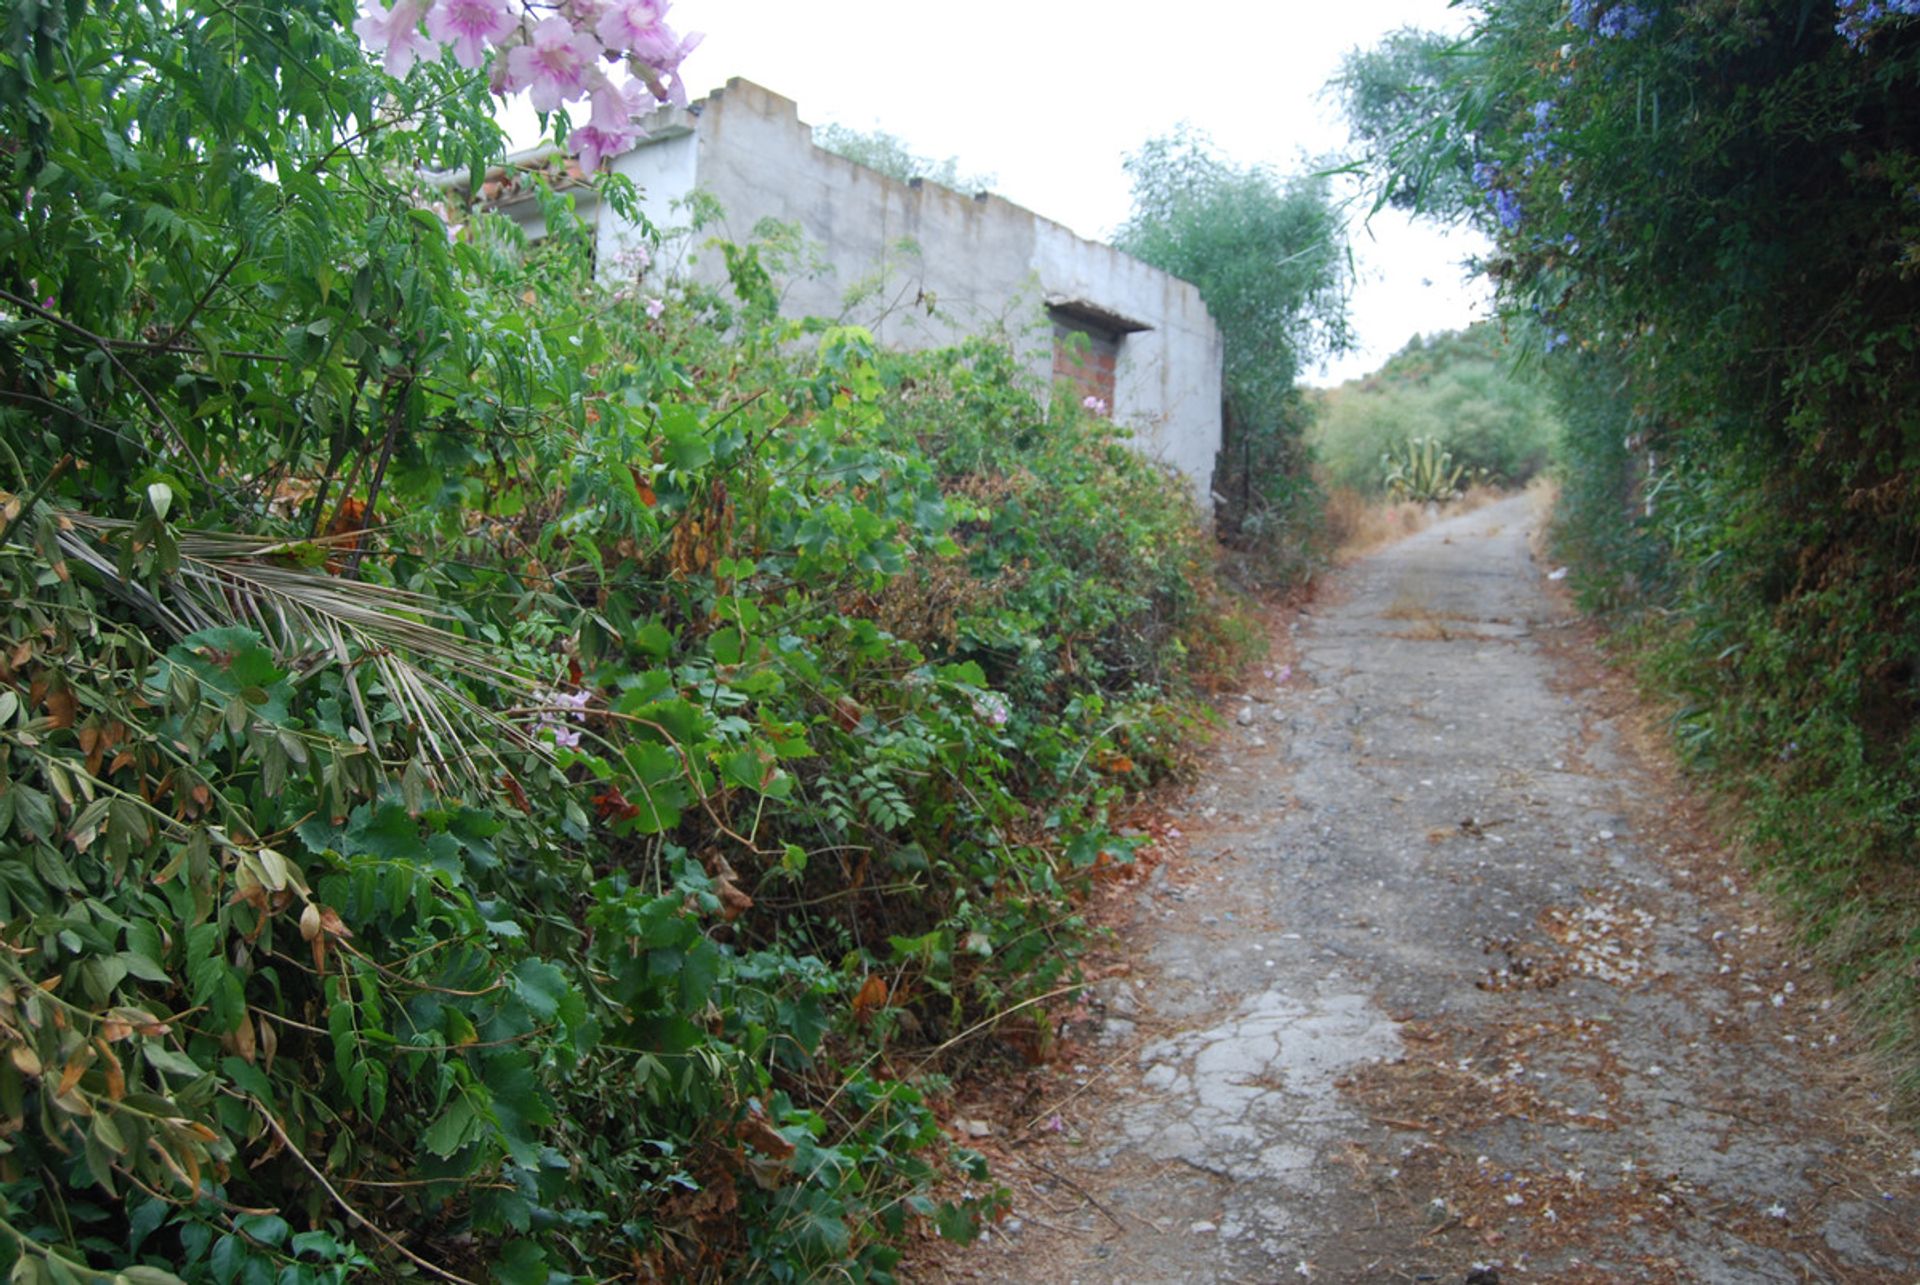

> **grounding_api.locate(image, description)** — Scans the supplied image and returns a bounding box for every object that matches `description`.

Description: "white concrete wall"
[603,122,698,275]
[608,79,1223,508]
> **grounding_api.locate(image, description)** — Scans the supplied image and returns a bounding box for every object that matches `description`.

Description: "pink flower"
[588,75,649,131]
[355,0,434,78]
[596,0,671,57]
[504,16,603,112]
[570,121,639,171]
[970,692,1011,727]
[645,296,665,319]
[424,0,515,68]
[564,0,608,29]
[630,28,702,105]
[1082,395,1109,416]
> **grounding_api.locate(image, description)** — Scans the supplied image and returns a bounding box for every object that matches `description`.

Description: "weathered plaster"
[603,79,1225,508]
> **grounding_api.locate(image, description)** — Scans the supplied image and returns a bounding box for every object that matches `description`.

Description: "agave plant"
[1382,436,1467,503]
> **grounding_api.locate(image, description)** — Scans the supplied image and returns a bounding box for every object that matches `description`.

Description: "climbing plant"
[1342,0,1920,1104]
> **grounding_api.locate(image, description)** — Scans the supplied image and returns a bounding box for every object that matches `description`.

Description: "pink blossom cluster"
[970,691,1012,728]
[1081,395,1109,416]
[354,0,701,172]
[532,687,592,748]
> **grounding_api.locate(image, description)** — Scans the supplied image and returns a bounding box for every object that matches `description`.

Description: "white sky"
[590,1,1494,384]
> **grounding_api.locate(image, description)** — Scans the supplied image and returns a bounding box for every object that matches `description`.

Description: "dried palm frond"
[54,511,547,791]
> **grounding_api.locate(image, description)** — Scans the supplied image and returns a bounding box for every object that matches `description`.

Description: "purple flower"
[425,0,515,68]
[354,0,434,78]
[565,0,609,27]
[1081,395,1109,415]
[630,28,702,105]
[504,16,603,112]
[532,687,591,749]
[1598,4,1654,37]
[589,75,651,130]
[1836,0,1920,48]
[1494,188,1525,230]
[645,296,665,318]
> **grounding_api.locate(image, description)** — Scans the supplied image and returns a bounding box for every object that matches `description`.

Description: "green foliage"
[1114,130,1352,564]
[1312,325,1562,491]
[1335,27,1489,218]
[813,124,997,194]
[1350,0,1920,1104]
[0,6,1247,1277]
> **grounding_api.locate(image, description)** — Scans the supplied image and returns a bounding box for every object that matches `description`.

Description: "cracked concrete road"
[957,495,1920,1284]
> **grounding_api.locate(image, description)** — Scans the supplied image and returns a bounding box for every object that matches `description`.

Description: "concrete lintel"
[1046,296,1154,335]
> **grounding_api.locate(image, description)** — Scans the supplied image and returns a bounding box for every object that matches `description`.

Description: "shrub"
[1344,0,1920,1105]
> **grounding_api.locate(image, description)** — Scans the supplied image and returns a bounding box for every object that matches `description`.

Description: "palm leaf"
[54,512,548,790]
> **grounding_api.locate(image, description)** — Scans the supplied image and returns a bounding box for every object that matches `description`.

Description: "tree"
[814,123,997,193]
[1113,130,1352,551]
[1333,27,1488,219]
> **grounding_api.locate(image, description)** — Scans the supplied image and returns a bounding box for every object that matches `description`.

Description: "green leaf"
[232,1213,289,1248]
[631,620,675,660]
[115,1265,188,1284]
[935,1201,982,1244]
[422,1094,480,1159]
[490,1240,547,1285]
[660,405,711,471]
[221,1056,273,1100]
[511,958,578,1027]
[208,1234,240,1285]
[142,1045,206,1079]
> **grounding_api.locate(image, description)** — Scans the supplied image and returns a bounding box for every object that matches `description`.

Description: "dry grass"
[1321,482,1514,562]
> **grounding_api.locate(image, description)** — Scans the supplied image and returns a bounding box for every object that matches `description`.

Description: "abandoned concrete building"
[484,78,1224,507]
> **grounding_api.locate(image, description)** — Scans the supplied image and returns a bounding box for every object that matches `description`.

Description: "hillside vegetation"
[1311,325,1562,495]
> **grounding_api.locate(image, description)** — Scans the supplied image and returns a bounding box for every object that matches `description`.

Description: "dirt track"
[948,495,1920,1284]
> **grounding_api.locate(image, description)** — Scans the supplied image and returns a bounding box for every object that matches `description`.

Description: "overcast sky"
[648,1,1494,384]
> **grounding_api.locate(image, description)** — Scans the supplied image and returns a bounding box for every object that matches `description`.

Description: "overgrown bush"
[0,4,1247,1279]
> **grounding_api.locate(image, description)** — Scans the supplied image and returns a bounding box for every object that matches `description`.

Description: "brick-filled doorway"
[1051,316,1120,409]
[1047,300,1150,413]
